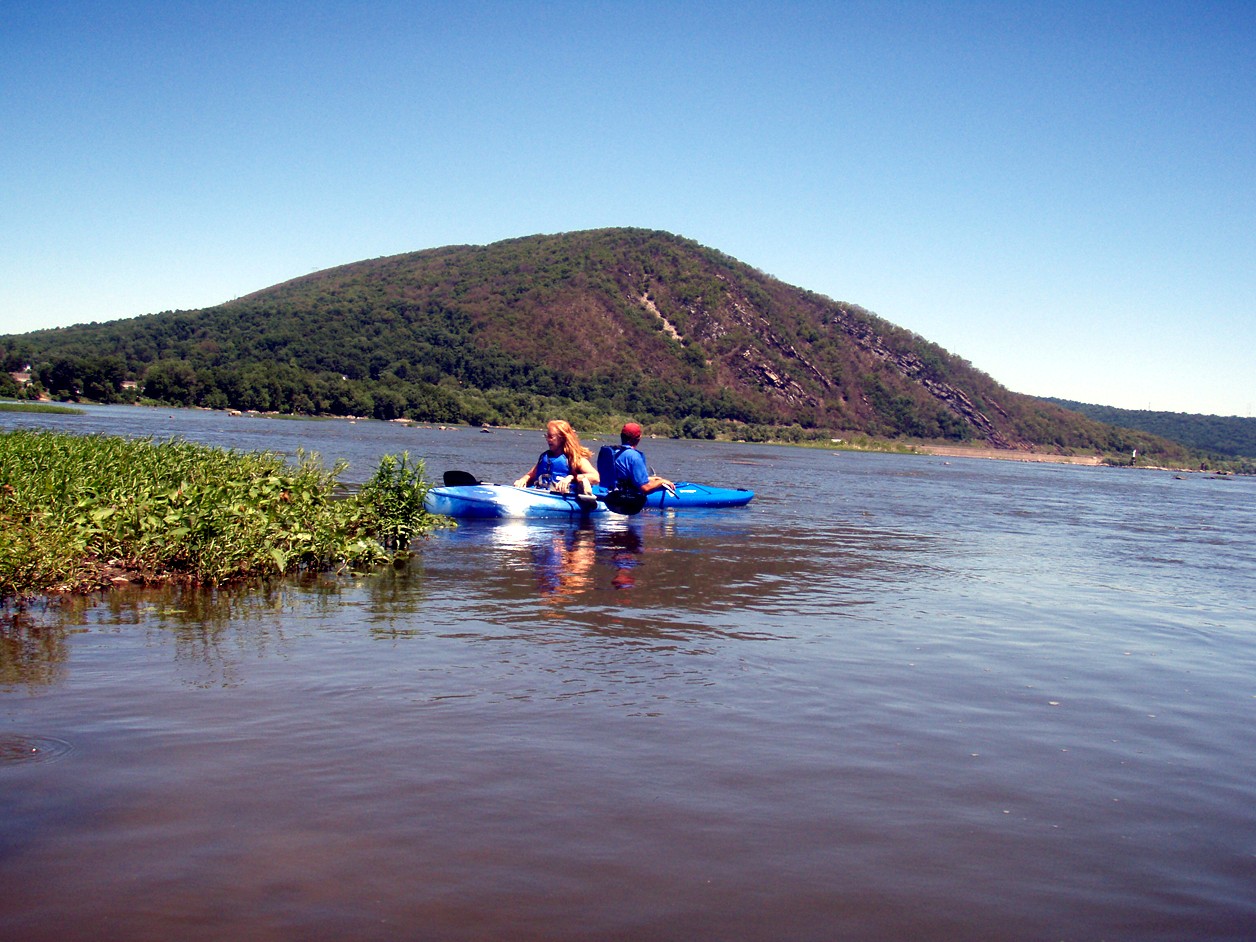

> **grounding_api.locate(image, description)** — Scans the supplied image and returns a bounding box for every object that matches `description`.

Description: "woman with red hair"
[514,420,599,501]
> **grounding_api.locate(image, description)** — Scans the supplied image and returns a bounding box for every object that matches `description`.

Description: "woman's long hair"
[548,419,592,466]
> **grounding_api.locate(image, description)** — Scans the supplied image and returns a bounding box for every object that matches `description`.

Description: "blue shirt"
[612,446,650,492]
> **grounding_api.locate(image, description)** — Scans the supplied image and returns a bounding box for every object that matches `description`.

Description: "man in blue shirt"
[611,423,673,496]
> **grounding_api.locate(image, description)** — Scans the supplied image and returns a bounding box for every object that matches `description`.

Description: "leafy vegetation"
[0,401,84,415]
[357,452,432,552]
[0,429,442,598]
[0,228,1199,464]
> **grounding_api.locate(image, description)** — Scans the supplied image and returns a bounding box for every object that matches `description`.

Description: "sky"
[2,1,1253,417]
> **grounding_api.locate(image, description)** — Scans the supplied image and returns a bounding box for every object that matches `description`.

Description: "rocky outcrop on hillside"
[827,307,1032,449]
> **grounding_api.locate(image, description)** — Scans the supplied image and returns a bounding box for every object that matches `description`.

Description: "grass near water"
[0,401,84,415]
[0,428,441,598]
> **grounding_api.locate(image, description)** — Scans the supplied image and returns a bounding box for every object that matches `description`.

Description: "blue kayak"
[596,482,755,510]
[424,481,755,519]
[424,484,609,519]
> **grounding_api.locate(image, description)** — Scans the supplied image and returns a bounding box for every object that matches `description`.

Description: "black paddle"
[602,489,647,516]
[443,470,481,487]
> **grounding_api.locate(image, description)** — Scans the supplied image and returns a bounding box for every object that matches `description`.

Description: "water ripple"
[0,734,74,765]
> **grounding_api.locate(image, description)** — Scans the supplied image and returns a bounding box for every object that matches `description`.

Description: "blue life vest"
[533,451,570,487]
[596,445,625,490]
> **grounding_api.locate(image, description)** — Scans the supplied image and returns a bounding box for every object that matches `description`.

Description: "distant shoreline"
[6,399,1238,473]
[912,444,1104,466]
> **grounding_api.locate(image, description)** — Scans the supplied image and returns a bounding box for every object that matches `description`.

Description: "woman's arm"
[575,455,599,487]
[513,462,538,488]
[553,456,599,494]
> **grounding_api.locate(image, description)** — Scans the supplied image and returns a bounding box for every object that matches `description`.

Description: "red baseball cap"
[620,422,642,442]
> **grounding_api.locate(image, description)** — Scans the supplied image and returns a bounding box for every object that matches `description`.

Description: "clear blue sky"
[3,1,1253,416]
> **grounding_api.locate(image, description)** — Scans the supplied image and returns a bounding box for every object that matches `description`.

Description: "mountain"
[2,228,1190,461]
[1044,399,1256,459]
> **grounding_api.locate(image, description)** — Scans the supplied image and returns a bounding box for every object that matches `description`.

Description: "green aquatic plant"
[0,429,442,597]
[357,451,432,551]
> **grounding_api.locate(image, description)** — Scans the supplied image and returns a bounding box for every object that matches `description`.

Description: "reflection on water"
[605,524,644,589]
[0,608,69,687]
[0,733,73,764]
[0,561,438,688]
[362,555,429,636]
[3,577,346,690]
[528,521,599,597]
[490,518,646,598]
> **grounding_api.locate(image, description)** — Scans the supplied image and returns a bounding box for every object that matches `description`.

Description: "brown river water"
[2,405,1255,941]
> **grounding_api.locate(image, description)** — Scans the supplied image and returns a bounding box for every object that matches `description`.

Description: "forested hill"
[1044,399,1256,459]
[2,228,1188,461]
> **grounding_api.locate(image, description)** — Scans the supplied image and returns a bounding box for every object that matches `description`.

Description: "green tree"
[142,360,199,406]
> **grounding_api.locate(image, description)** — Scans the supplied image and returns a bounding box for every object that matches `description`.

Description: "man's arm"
[640,475,674,495]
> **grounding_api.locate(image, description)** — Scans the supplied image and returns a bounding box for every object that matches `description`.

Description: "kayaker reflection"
[530,524,646,595]
[604,422,674,497]
[532,525,596,597]
[514,419,599,508]
[606,526,644,590]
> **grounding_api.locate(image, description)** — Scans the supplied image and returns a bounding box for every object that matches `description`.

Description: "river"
[3,405,1254,941]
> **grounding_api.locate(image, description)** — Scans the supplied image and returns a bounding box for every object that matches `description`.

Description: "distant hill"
[2,228,1191,461]
[1044,399,1256,459]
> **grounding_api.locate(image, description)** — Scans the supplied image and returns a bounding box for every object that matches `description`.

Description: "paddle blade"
[443,470,481,487]
[603,490,647,516]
